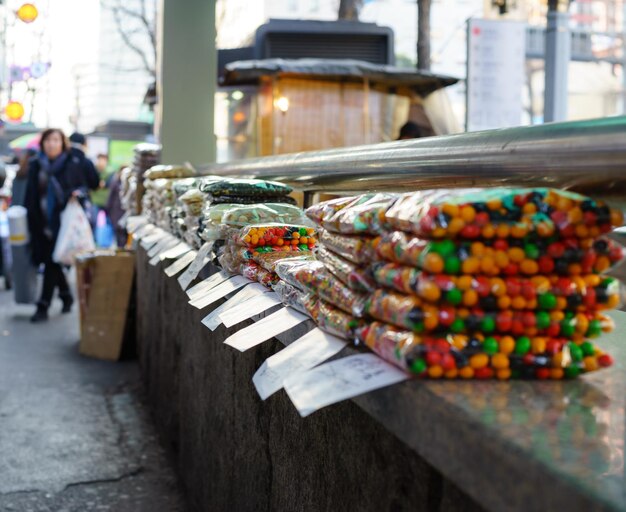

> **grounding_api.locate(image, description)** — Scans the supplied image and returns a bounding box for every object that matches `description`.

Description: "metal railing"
[199,117,626,198]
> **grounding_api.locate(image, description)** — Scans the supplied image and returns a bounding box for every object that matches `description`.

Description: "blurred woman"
[24,128,98,322]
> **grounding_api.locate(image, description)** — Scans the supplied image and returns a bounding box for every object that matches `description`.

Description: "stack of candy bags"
[300,188,625,380]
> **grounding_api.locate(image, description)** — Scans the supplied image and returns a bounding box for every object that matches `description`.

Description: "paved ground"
[0,273,186,512]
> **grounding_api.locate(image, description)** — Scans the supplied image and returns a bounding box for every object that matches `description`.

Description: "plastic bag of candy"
[257,267,279,288]
[241,261,260,282]
[207,194,297,206]
[283,262,368,317]
[356,322,613,379]
[317,300,364,340]
[319,229,380,265]
[306,193,396,235]
[199,178,292,197]
[385,188,624,240]
[371,262,624,311]
[144,165,196,180]
[365,289,614,338]
[272,280,312,316]
[316,245,375,293]
[237,224,317,251]
[222,203,307,229]
[305,196,355,225]
[376,231,625,276]
[274,259,326,292]
[252,251,315,272]
[219,246,254,274]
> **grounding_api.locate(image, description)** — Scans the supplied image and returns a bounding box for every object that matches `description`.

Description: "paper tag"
[224,307,308,352]
[189,275,251,310]
[164,250,197,277]
[140,230,166,249]
[253,328,346,400]
[220,292,281,328]
[149,238,179,265]
[186,270,232,301]
[178,241,214,290]
[127,215,148,233]
[160,242,191,261]
[200,283,269,331]
[132,222,153,239]
[147,235,177,258]
[284,354,408,417]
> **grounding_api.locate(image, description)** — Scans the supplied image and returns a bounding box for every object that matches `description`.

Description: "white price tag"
[140,229,166,249]
[159,242,191,261]
[284,354,408,417]
[147,235,177,258]
[253,328,346,400]
[186,270,232,301]
[219,292,281,328]
[126,215,148,233]
[189,275,251,310]
[149,237,179,265]
[201,284,270,331]
[224,307,309,352]
[178,241,214,290]
[164,250,197,277]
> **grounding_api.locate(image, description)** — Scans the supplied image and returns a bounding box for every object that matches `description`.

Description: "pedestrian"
[397,121,424,140]
[11,148,37,206]
[69,132,100,226]
[24,128,98,322]
[105,166,128,248]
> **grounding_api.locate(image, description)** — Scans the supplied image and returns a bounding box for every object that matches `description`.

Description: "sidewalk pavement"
[0,275,185,512]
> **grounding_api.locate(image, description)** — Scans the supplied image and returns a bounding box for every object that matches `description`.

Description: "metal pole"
[544,0,571,122]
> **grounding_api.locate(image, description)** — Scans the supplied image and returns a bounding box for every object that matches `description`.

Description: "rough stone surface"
[0,274,185,512]
[137,251,486,512]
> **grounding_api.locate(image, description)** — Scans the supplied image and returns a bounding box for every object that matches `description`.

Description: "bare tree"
[338,0,362,20]
[417,0,431,70]
[100,0,157,78]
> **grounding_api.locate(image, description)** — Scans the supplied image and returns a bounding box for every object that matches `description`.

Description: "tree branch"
[110,3,155,77]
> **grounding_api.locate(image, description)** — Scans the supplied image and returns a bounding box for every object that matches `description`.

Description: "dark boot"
[61,294,74,314]
[30,304,49,323]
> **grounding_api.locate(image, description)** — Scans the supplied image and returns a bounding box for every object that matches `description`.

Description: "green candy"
[410,358,427,374]
[568,342,583,362]
[483,337,498,355]
[538,293,557,310]
[587,319,602,338]
[446,288,463,305]
[536,311,551,330]
[450,318,465,333]
[433,239,456,257]
[515,336,531,355]
[481,316,495,333]
[299,228,307,236]
[524,243,540,259]
[560,319,576,338]
[444,256,461,274]
[581,341,595,357]
[564,366,580,379]
[413,321,425,334]
[298,244,308,251]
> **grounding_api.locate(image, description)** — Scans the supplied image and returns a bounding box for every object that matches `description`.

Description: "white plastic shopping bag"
[53,199,96,265]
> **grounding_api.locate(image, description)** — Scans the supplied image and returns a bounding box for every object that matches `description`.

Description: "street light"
[16,3,37,24]
[5,100,24,121]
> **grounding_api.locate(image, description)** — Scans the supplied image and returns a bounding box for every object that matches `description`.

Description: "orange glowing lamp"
[17,3,38,23]
[5,101,25,121]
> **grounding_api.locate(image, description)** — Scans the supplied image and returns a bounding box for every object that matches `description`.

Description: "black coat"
[24,151,99,264]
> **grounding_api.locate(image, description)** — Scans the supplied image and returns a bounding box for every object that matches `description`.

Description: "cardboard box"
[76,250,135,361]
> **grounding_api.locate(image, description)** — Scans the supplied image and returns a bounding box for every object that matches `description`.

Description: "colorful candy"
[198,178,292,197]
[274,259,326,292]
[306,193,396,235]
[384,188,624,240]
[356,322,613,379]
[371,262,623,311]
[365,289,614,338]
[317,300,364,340]
[221,203,307,228]
[376,231,624,276]
[316,245,376,293]
[237,224,317,251]
[318,229,380,265]
[271,280,313,317]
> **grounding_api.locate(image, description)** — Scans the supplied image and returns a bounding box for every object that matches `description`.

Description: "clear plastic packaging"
[384,188,624,240]
[207,195,297,206]
[376,231,625,276]
[318,229,380,265]
[306,193,396,235]
[252,251,315,272]
[199,178,292,197]
[317,300,364,340]
[272,280,311,316]
[279,262,367,317]
[221,203,307,228]
[274,259,326,292]
[316,245,376,293]
[365,289,614,338]
[144,165,195,180]
[356,322,614,379]
[371,262,624,311]
[237,224,317,251]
